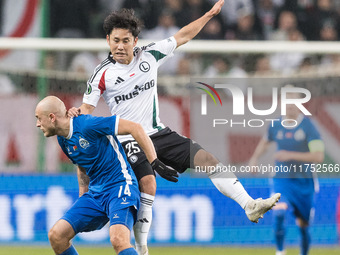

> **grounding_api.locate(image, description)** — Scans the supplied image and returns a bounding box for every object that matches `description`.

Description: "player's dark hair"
[103,9,143,37]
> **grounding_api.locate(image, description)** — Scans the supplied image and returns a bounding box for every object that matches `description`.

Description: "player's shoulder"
[89,54,115,78]
[301,116,319,130]
[140,37,176,53]
[301,116,315,126]
[73,115,93,129]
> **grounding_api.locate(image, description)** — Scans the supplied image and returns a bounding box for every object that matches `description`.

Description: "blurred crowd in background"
[50,0,340,42]
[44,0,340,79]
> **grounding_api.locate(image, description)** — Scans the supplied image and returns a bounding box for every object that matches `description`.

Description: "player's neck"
[57,117,71,138]
[113,55,134,65]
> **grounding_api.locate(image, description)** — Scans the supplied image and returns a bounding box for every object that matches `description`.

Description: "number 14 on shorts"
[118,184,131,197]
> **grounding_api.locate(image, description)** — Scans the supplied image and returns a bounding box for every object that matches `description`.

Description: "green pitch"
[0,246,339,255]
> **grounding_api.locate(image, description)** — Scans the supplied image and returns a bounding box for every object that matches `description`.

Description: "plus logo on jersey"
[114,79,155,104]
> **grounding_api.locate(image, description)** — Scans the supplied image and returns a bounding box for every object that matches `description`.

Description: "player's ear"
[106,34,110,45]
[133,37,138,47]
[49,113,56,122]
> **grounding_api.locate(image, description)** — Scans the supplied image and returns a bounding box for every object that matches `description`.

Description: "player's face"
[35,109,56,137]
[285,92,301,119]
[107,28,138,65]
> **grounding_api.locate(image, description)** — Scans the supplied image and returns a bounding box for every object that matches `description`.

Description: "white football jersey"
[83,36,177,142]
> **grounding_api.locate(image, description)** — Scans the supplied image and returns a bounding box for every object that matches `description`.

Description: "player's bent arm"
[117,119,157,163]
[77,166,89,197]
[174,0,224,48]
[80,103,95,115]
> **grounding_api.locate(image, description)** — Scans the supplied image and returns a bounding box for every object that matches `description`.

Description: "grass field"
[0,246,339,255]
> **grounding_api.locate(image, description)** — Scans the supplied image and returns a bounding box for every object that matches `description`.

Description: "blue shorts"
[272,178,315,222]
[61,192,138,234]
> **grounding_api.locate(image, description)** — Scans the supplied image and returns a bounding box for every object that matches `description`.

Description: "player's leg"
[109,207,138,255]
[48,219,77,255]
[110,224,137,254]
[134,168,155,255]
[153,128,280,223]
[294,191,314,255]
[194,149,253,209]
[194,149,281,222]
[296,217,310,255]
[122,140,155,255]
[49,193,109,255]
[272,203,288,255]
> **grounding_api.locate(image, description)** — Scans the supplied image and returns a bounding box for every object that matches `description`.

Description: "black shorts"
[121,127,202,182]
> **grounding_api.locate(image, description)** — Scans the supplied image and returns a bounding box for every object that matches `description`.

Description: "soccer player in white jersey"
[69,1,280,254]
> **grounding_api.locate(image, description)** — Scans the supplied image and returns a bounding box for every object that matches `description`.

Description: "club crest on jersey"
[294,129,306,141]
[129,155,138,163]
[139,61,150,72]
[79,138,90,149]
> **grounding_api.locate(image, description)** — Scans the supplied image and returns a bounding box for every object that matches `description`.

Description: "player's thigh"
[152,128,202,173]
[61,193,109,234]
[122,140,155,182]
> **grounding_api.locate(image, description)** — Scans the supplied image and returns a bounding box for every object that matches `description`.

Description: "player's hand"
[151,159,179,182]
[67,107,81,118]
[207,0,224,17]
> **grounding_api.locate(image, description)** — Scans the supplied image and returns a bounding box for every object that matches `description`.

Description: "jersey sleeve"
[83,63,108,107]
[57,136,76,164]
[143,36,177,67]
[82,115,119,138]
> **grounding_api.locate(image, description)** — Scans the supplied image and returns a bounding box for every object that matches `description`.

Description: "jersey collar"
[282,113,304,129]
[66,118,74,139]
[108,52,116,64]
[108,52,136,66]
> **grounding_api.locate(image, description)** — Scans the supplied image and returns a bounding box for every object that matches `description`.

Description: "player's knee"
[48,226,64,246]
[194,150,218,168]
[296,217,309,228]
[110,233,129,251]
[139,175,156,196]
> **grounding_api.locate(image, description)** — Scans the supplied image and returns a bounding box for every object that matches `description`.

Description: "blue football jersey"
[267,115,322,179]
[57,115,138,194]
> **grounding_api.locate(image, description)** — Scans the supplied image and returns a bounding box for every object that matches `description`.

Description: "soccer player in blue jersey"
[35,96,177,255]
[249,87,325,255]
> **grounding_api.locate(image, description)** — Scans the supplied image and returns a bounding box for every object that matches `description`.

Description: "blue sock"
[273,209,286,251]
[60,245,78,255]
[299,226,310,255]
[118,247,138,255]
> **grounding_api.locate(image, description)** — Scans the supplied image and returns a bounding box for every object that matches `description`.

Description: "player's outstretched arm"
[77,166,89,197]
[174,0,224,48]
[118,119,179,182]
